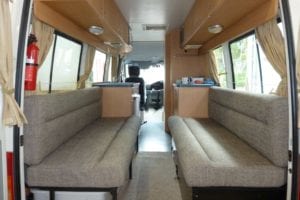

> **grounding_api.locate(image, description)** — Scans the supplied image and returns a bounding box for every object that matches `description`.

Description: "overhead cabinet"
[34,0,129,52]
[183,0,278,52]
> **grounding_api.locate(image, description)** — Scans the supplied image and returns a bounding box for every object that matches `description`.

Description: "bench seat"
[24,88,141,199]
[27,117,140,188]
[169,116,285,187]
[168,87,288,199]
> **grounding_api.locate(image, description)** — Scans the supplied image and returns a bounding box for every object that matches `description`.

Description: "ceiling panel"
[125,41,165,63]
[114,0,195,41]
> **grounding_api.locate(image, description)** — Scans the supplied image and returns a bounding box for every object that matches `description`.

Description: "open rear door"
[0,0,33,200]
[280,0,300,200]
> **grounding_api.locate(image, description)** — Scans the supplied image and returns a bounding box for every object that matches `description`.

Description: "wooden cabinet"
[103,0,129,43]
[183,0,278,52]
[173,86,209,118]
[34,0,129,53]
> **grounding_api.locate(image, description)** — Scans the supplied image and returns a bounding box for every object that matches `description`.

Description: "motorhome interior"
[1,0,300,200]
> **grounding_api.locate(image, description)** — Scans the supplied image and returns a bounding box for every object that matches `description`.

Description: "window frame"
[47,31,83,93]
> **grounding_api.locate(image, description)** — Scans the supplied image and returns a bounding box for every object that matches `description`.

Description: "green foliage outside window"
[230,39,248,90]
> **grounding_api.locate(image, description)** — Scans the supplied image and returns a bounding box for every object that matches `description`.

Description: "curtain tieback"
[2,86,14,95]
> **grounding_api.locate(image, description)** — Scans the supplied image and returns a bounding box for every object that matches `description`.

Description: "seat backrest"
[24,88,101,165]
[208,87,288,167]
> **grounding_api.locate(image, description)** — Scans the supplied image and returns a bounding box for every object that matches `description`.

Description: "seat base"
[192,185,286,200]
[31,187,118,200]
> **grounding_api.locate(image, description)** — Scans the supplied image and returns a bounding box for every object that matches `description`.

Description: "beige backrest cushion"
[24,88,101,165]
[209,87,288,167]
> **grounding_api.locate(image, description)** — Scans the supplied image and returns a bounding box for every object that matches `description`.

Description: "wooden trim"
[199,0,278,53]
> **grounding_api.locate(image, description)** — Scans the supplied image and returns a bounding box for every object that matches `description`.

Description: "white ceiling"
[114,0,195,42]
[125,41,164,64]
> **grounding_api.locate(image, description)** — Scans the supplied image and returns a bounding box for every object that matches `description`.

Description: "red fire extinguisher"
[25,34,39,91]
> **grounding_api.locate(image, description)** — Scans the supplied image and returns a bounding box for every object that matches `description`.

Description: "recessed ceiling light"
[208,24,223,34]
[89,26,104,35]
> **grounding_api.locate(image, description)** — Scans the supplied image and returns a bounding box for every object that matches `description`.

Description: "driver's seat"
[125,66,145,110]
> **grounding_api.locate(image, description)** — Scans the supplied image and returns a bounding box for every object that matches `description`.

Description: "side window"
[229,32,281,94]
[51,35,82,90]
[213,46,227,88]
[229,34,262,93]
[88,50,106,84]
[37,32,82,92]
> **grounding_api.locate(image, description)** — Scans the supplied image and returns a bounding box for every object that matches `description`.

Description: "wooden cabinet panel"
[101,87,133,117]
[184,0,223,45]
[87,0,104,18]
[103,0,129,43]
[174,87,209,118]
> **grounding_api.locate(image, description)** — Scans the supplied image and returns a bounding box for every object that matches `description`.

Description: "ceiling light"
[89,26,104,35]
[208,24,223,34]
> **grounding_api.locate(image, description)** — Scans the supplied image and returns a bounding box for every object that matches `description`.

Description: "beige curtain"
[32,17,54,68]
[0,0,27,127]
[77,45,96,89]
[255,19,287,96]
[206,50,220,85]
[111,56,119,82]
[103,54,112,82]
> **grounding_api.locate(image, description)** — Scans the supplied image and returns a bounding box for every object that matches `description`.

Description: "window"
[228,31,281,94]
[37,32,82,92]
[140,64,165,85]
[213,46,227,87]
[230,34,262,93]
[87,50,106,84]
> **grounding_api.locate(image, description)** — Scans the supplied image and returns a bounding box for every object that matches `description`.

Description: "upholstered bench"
[24,88,140,200]
[168,87,288,200]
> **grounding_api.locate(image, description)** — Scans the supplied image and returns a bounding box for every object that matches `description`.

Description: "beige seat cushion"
[168,116,286,188]
[27,116,140,188]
